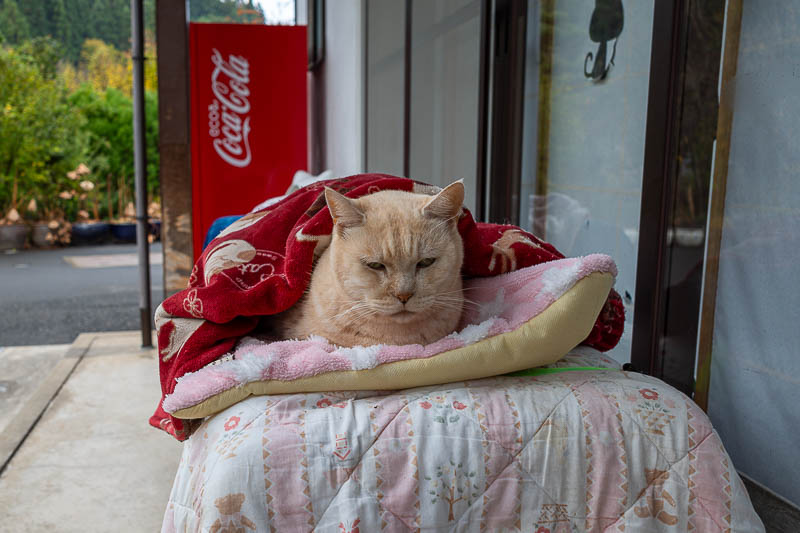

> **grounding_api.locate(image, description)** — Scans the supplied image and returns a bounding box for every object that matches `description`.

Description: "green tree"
[17,36,61,80]
[50,0,72,59]
[89,0,131,51]
[69,85,160,218]
[0,45,85,218]
[144,90,160,199]
[18,1,48,38]
[81,38,132,93]
[63,0,98,62]
[62,38,158,95]
[190,0,265,24]
[0,0,30,45]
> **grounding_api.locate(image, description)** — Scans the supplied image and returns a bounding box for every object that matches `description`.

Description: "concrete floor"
[0,332,182,532]
[0,344,69,436]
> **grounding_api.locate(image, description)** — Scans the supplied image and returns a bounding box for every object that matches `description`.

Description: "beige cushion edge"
[173,272,614,419]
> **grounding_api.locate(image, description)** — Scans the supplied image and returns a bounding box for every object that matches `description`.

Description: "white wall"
[321,0,365,177]
[706,0,800,507]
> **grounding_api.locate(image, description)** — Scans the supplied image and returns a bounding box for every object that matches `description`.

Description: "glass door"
[519,0,656,363]
[409,0,483,213]
[366,0,484,214]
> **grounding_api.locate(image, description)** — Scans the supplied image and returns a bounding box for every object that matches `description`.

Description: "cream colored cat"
[279,181,465,347]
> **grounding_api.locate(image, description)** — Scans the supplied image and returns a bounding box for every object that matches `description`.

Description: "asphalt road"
[0,243,164,346]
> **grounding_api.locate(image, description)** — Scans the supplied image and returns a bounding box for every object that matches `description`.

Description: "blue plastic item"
[202,215,244,251]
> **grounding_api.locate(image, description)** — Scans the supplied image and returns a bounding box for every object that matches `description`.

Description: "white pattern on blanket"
[162,349,763,532]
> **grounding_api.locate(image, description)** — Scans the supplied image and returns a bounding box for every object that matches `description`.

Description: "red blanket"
[152,174,624,440]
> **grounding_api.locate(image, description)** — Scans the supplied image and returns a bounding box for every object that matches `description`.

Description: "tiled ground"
[0,332,181,532]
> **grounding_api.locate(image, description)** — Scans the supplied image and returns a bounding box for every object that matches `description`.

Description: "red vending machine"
[189,24,307,260]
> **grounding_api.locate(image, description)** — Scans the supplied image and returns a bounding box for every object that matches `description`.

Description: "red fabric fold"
[152,174,624,440]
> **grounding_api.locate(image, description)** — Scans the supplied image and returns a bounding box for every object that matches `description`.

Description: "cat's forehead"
[345,192,454,259]
[358,191,432,227]
[358,189,430,209]
[358,218,442,256]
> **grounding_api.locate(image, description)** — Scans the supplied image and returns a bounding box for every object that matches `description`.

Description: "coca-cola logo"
[208,48,252,168]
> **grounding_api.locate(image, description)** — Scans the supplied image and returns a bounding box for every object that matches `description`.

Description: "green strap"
[505,366,618,377]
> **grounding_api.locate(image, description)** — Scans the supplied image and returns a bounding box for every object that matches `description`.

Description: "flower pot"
[31,223,54,247]
[149,219,161,241]
[0,224,28,251]
[111,222,137,243]
[71,222,111,246]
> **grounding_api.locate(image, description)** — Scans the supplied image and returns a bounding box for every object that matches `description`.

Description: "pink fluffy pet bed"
[163,254,619,419]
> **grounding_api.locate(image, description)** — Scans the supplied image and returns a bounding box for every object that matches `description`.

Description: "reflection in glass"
[520,0,655,363]
[660,0,724,395]
[409,0,482,213]
[366,0,406,176]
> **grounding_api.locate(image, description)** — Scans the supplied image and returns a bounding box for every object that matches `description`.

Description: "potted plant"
[110,200,137,243]
[0,170,28,251]
[26,198,51,247]
[18,195,72,248]
[0,207,28,251]
[110,200,162,244]
[105,168,136,243]
[1,40,85,250]
[67,163,111,245]
[148,200,162,242]
[0,152,29,251]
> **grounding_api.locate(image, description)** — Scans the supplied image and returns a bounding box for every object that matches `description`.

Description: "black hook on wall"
[584,0,624,81]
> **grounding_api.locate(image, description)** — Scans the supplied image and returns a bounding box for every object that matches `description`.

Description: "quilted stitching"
[164,364,763,532]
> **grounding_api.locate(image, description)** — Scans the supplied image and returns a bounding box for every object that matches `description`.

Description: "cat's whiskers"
[348,304,376,320]
[434,289,474,299]
[429,302,467,316]
[331,301,374,322]
[434,295,477,313]
[436,297,470,305]
[436,287,471,292]
[345,309,378,324]
[434,292,472,302]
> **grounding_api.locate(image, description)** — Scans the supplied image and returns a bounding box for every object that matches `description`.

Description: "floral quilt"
[161,348,764,532]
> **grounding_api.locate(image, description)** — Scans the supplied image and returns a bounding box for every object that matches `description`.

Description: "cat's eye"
[417,258,436,268]
[365,262,385,270]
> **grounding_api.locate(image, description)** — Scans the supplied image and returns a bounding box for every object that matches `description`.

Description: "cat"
[277,181,465,347]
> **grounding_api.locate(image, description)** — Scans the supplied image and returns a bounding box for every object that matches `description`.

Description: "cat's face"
[324,182,465,324]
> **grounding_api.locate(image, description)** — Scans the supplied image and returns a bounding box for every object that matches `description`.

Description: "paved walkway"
[0,332,181,532]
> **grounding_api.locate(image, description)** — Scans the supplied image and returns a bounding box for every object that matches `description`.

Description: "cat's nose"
[395,292,414,304]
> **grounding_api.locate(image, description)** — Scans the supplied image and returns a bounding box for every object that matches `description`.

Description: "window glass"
[366,0,406,176]
[409,0,482,212]
[520,0,655,363]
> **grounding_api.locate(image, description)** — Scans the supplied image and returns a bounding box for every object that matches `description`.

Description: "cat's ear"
[325,187,365,232]
[422,180,464,221]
